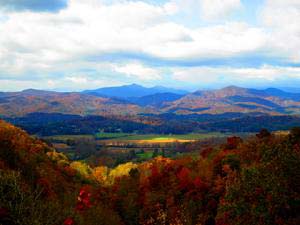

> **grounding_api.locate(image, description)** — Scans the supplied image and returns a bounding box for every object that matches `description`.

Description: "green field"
[95,132,231,141]
[95,132,132,139]
[136,151,153,160]
[44,132,252,144]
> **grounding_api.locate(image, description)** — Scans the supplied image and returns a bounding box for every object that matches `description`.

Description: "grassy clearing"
[113,132,228,142]
[136,152,153,160]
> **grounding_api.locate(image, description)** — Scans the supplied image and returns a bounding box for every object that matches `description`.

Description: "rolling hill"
[162,86,300,115]
[0,86,300,119]
[0,89,145,117]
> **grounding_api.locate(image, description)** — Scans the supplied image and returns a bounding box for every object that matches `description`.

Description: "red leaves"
[177,167,190,180]
[176,167,208,193]
[193,176,207,191]
[76,185,93,213]
[63,217,74,225]
[64,166,77,177]
[200,147,214,158]
[193,176,203,188]
[225,136,242,150]
[149,165,161,187]
[151,165,160,178]
[177,167,191,190]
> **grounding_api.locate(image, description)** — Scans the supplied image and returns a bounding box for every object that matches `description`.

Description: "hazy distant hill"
[281,87,300,93]
[83,83,188,98]
[128,92,184,107]
[264,88,300,101]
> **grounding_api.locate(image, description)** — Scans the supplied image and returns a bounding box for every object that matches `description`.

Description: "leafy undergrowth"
[0,120,299,225]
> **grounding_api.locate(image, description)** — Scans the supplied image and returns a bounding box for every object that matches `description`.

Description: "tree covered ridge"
[0,120,299,225]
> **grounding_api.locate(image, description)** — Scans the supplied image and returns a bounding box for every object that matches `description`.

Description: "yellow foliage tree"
[108,162,138,184]
[92,166,109,184]
[70,161,92,177]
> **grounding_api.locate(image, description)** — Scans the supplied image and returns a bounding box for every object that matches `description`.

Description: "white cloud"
[145,22,266,59]
[54,76,123,91]
[172,65,300,84]
[200,0,241,20]
[0,1,178,77]
[113,63,162,81]
[174,0,242,20]
[66,76,88,84]
[260,0,300,61]
[0,0,267,79]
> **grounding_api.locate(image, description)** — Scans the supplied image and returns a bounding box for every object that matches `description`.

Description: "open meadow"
[95,132,236,143]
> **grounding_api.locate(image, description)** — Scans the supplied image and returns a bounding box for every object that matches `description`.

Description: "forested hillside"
[1,86,300,118]
[1,120,299,225]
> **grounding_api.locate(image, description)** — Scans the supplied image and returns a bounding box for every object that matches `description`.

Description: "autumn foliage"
[0,120,299,225]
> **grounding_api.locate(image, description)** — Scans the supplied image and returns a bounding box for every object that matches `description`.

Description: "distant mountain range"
[83,83,188,98]
[1,85,300,118]
[127,92,184,107]
[164,86,300,115]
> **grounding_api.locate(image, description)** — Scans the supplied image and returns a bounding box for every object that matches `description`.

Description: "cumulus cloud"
[260,0,300,62]
[145,22,266,59]
[0,0,174,77]
[0,0,67,12]
[113,63,162,81]
[0,0,267,79]
[172,65,300,86]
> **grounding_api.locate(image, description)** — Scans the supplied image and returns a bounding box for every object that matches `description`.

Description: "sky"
[0,0,300,91]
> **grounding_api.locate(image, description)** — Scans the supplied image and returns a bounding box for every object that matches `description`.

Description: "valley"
[43,132,241,167]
